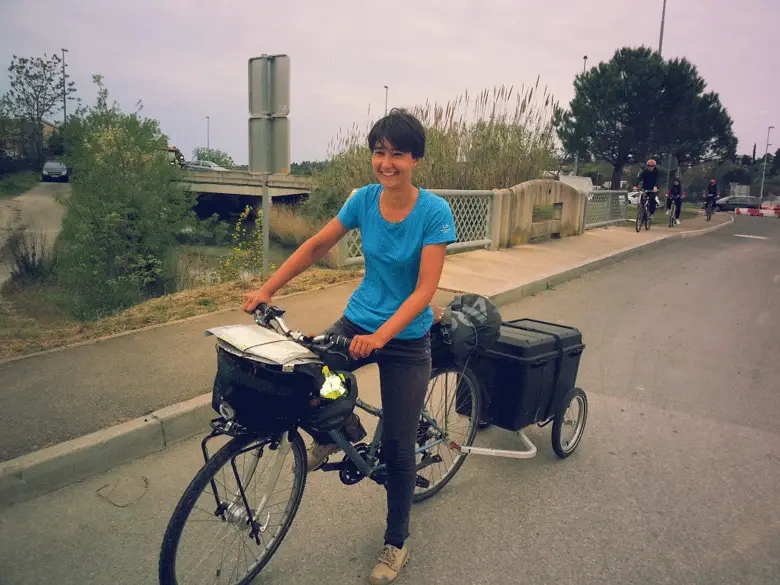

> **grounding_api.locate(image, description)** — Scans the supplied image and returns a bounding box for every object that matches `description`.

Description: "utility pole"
[573,55,587,176]
[61,48,68,124]
[759,125,774,203]
[384,85,388,115]
[206,116,210,149]
[658,0,668,56]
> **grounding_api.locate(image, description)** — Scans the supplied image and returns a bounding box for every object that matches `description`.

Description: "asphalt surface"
[1,215,778,584]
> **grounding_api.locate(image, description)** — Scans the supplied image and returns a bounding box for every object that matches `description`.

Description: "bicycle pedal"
[319,460,343,472]
[415,475,431,489]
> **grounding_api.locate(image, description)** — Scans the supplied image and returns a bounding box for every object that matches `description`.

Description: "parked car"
[709,195,761,212]
[184,160,228,172]
[41,160,69,182]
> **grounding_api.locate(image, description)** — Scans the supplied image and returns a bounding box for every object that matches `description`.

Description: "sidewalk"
[0,211,732,505]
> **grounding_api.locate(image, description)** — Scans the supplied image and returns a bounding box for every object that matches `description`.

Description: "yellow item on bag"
[319,365,348,400]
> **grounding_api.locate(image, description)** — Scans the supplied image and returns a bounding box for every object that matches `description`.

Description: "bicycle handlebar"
[252,303,353,354]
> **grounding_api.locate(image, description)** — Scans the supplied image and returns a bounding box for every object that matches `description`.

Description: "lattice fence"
[342,190,494,265]
[584,190,629,229]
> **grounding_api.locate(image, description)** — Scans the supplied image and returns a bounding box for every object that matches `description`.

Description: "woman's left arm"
[375,243,447,343]
[347,244,447,358]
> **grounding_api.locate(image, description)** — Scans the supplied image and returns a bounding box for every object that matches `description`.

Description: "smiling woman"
[241,108,456,584]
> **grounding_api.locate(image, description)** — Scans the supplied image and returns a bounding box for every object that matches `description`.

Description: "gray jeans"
[303,316,432,547]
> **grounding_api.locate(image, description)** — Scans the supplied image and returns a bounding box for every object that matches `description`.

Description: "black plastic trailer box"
[467,318,585,431]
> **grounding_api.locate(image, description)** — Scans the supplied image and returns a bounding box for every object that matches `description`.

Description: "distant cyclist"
[666,177,683,225]
[634,159,660,215]
[705,178,719,212]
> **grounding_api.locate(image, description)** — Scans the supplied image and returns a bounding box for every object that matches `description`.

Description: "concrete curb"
[0,217,733,509]
[0,393,212,508]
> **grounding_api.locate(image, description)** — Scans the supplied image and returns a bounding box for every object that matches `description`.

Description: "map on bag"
[205,324,317,365]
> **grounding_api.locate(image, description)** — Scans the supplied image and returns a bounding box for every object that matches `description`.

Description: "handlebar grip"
[331,335,353,350]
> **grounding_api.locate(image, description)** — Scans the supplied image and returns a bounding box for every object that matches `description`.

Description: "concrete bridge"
[174,170,313,199]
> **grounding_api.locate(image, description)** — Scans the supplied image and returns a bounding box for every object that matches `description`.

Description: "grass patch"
[532,204,558,222]
[0,172,39,198]
[0,267,363,359]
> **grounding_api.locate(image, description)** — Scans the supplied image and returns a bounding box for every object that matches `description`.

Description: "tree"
[4,54,77,163]
[58,75,194,318]
[771,148,780,176]
[556,47,736,188]
[740,154,752,166]
[191,147,233,167]
[555,47,666,188]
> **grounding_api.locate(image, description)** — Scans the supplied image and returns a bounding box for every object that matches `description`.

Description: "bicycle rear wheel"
[159,432,307,585]
[412,366,481,502]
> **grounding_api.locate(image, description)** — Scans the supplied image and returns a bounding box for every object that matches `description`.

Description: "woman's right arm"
[242,217,348,312]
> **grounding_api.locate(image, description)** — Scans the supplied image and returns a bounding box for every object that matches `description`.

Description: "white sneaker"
[675,219,680,225]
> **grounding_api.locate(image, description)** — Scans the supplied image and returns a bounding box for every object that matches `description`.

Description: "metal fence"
[584,190,629,229]
[342,189,494,266]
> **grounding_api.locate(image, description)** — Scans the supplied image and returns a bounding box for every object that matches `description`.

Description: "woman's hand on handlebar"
[242,288,272,314]
[349,333,387,360]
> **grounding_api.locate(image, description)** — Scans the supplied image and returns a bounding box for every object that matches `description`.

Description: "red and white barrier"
[735,207,780,217]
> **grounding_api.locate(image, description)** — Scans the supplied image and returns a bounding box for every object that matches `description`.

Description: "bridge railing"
[584,190,629,229]
[337,189,496,267]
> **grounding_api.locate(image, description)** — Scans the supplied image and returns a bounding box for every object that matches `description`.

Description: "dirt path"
[0,182,69,285]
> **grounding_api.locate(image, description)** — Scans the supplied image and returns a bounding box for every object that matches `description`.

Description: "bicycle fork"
[201,430,291,544]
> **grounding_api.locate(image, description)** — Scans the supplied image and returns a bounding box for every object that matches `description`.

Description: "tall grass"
[2,229,58,290]
[304,82,558,221]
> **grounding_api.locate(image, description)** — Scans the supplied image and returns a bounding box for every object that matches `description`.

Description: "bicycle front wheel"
[159,432,307,585]
[412,366,481,502]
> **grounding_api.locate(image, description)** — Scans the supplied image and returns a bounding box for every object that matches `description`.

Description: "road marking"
[732,234,770,240]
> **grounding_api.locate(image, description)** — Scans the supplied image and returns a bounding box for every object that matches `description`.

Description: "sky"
[1,0,777,165]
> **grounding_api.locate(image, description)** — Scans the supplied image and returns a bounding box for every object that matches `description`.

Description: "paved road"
[1,215,778,584]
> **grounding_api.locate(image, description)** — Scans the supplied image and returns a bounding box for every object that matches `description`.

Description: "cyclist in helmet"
[705,178,719,212]
[666,176,683,225]
[634,159,660,215]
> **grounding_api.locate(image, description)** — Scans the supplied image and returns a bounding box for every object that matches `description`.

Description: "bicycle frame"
[319,397,446,482]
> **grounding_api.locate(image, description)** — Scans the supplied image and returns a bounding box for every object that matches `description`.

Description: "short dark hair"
[367,108,426,159]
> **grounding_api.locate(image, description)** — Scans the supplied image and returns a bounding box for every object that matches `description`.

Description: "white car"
[627,191,660,206]
[184,160,228,172]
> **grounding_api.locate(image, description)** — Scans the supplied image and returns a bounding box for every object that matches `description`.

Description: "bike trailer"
[466,318,585,431]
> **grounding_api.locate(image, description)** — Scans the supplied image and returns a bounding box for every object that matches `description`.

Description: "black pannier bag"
[469,318,585,431]
[212,343,358,435]
[430,294,501,421]
[431,293,502,369]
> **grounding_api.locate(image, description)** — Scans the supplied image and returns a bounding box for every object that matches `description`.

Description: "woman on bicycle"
[242,108,457,584]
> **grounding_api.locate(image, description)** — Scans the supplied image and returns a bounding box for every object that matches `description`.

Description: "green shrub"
[55,76,195,319]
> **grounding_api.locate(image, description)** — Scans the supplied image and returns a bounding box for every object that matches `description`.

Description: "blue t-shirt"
[337,184,457,340]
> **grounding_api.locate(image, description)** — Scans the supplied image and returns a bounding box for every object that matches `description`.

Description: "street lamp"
[759,125,774,203]
[61,48,68,124]
[573,56,587,176]
[384,85,388,115]
[658,0,668,56]
[206,116,210,149]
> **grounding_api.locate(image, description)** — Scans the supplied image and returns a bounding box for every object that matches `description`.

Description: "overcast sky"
[1,0,777,165]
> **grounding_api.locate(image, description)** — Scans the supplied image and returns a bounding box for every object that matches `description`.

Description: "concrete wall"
[495,179,586,247]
